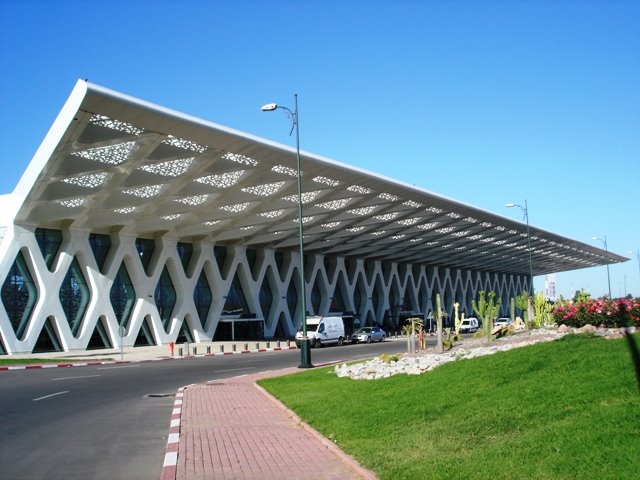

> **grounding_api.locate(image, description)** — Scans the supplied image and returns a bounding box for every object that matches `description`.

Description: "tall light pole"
[592,236,612,299]
[261,95,312,368]
[506,200,533,296]
[627,249,639,296]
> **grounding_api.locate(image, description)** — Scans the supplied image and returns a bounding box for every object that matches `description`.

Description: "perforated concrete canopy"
[10,80,627,276]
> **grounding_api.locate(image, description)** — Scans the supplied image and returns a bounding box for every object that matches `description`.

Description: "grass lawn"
[258,334,640,480]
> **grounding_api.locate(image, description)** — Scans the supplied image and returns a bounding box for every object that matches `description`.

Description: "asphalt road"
[0,339,410,480]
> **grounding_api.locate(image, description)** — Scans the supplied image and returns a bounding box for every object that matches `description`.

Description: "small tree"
[472,290,501,342]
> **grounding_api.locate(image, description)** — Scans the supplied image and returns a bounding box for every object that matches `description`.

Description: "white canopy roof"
[9,80,627,276]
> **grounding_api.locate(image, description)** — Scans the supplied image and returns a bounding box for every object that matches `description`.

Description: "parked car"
[296,316,345,348]
[459,317,479,333]
[351,326,386,343]
[494,317,512,328]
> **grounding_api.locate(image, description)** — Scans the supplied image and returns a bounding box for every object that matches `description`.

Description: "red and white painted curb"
[0,345,298,372]
[160,386,186,480]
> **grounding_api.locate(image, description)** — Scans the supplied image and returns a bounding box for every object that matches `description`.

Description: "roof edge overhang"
[7,80,630,276]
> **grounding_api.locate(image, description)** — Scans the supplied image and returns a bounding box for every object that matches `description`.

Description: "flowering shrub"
[551,297,640,328]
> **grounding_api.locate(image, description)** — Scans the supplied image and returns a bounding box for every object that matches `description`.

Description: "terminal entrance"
[214,318,265,341]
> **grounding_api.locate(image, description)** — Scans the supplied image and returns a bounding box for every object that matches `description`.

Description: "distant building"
[0,81,626,354]
[545,274,557,302]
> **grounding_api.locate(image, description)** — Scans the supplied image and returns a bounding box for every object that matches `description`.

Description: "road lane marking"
[97,365,140,370]
[52,374,101,381]
[217,367,253,373]
[33,391,69,402]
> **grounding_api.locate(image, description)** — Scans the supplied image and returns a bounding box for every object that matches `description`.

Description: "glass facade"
[311,279,321,313]
[35,228,62,270]
[89,233,111,271]
[224,272,248,314]
[286,280,298,320]
[177,242,193,272]
[193,270,212,327]
[155,266,176,333]
[214,246,226,272]
[32,317,62,353]
[135,238,155,273]
[0,227,529,353]
[87,317,113,350]
[246,249,257,274]
[110,262,135,331]
[1,251,37,340]
[59,257,90,337]
[259,275,273,319]
[330,284,346,312]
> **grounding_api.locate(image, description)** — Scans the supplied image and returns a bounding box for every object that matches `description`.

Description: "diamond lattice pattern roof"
[10,81,627,276]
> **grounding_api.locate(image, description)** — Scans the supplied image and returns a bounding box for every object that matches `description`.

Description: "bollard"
[277,340,281,348]
[255,342,259,350]
[178,347,183,356]
[244,342,248,351]
[220,345,224,353]
[232,343,236,352]
[193,346,197,355]
[169,341,175,356]
[287,339,291,347]
[207,345,211,354]
[184,342,189,356]
[266,341,270,349]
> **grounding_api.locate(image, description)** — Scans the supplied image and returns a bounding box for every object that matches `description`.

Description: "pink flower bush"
[552,297,640,328]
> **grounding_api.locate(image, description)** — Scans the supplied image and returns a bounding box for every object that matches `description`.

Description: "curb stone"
[0,345,298,372]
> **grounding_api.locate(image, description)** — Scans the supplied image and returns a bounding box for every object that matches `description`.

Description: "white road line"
[97,365,140,370]
[52,374,101,381]
[217,367,253,373]
[33,391,70,402]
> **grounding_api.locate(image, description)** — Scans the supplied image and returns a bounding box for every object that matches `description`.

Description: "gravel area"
[335,326,635,380]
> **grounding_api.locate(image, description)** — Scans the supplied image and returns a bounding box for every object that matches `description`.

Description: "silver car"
[494,317,512,328]
[351,326,386,343]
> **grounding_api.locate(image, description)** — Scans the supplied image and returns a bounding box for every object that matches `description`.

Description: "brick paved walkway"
[171,369,377,480]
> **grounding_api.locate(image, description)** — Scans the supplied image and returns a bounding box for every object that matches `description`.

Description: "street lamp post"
[506,200,533,296]
[592,236,612,299]
[261,95,312,368]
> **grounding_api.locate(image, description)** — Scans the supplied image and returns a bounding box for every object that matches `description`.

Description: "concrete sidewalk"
[162,368,378,480]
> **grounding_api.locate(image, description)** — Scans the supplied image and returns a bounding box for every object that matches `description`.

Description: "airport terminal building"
[0,81,626,355]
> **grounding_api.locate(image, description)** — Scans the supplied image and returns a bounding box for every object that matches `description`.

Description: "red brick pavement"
[168,368,377,480]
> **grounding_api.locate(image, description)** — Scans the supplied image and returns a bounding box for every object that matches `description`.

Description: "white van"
[459,317,479,333]
[295,315,345,348]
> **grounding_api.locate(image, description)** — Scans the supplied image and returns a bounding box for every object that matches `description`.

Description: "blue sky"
[1,0,638,298]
